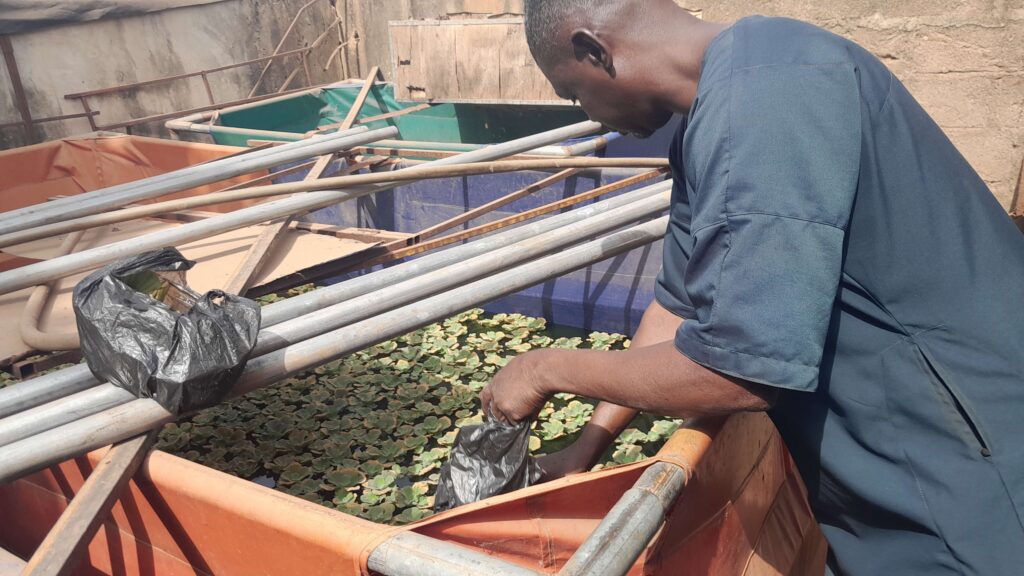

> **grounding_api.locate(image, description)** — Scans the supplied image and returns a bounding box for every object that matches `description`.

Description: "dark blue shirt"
[655,16,1024,575]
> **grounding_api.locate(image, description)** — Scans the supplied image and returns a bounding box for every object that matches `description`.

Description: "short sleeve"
[675,62,862,392]
[654,120,698,320]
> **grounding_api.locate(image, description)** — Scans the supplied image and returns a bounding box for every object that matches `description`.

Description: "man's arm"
[480,313,776,427]
[533,300,684,479]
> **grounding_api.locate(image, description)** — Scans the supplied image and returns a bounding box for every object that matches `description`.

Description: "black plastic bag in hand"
[73,247,261,414]
[434,413,542,512]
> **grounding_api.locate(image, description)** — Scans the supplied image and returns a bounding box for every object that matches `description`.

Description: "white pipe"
[0,177,666,419]
[0,122,600,296]
[369,532,543,576]
[0,126,370,234]
[0,215,665,482]
[0,189,667,448]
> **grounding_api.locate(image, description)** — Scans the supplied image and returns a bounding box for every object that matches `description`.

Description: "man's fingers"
[491,403,511,425]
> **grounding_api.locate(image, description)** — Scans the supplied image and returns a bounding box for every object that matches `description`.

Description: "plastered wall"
[0,0,343,149]
[2,0,1019,206]
[347,0,1023,207]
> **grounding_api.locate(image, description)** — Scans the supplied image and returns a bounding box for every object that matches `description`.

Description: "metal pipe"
[0,215,665,482]
[0,365,96,420]
[260,178,664,324]
[243,136,610,158]
[0,189,668,447]
[255,190,668,355]
[0,126,371,234]
[0,178,666,420]
[19,231,84,351]
[368,532,543,576]
[0,122,599,296]
[557,462,688,576]
[0,157,666,250]
[0,128,396,294]
[0,385,134,447]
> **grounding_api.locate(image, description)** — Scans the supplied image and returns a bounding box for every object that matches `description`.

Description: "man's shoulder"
[727,16,859,71]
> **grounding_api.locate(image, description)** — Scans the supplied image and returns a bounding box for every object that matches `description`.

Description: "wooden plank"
[390,24,416,100]
[330,168,669,276]
[356,103,431,125]
[499,24,561,102]
[10,350,82,380]
[224,68,384,295]
[420,24,459,101]
[339,66,384,129]
[21,432,158,576]
[290,222,411,243]
[400,23,457,101]
[222,153,335,295]
[389,19,564,103]
[413,168,582,241]
[454,25,502,101]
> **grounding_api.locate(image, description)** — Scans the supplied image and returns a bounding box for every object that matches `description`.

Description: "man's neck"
[647,13,731,114]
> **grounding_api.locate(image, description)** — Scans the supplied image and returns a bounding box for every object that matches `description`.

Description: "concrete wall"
[0,0,345,149]
[348,0,1023,208]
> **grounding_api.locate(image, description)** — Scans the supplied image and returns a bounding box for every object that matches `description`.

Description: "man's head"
[524,0,703,138]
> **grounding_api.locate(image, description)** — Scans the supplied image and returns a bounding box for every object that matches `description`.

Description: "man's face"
[543,56,673,139]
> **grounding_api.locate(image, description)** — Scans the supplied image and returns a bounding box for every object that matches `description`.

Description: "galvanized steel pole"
[0,215,666,482]
[0,177,666,420]
[557,462,688,576]
[0,122,601,296]
[0,187,669,446]
[0,126,371,234]
[0,126,398,295]
[368,532,544,576]
[0,158,665,249]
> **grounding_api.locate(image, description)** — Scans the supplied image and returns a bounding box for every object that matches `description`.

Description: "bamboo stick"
[0,157,665,250]
[0,216,668,482]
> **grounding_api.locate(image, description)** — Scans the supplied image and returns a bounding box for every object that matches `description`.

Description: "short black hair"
[523,0,627,66]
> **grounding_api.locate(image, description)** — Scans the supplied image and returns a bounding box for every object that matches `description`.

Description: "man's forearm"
[532,341,776,419]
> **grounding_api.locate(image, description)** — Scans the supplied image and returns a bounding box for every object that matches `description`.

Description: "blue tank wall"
[269,118,681,336]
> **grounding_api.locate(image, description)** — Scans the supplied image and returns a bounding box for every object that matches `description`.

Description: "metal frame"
[367,461,689,576]
[0,180,665,422]
[61,3,344,134]
[0,185,669,449]
[0,122,679,575]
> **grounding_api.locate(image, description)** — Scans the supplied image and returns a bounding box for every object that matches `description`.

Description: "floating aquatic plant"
[0,285,681,526]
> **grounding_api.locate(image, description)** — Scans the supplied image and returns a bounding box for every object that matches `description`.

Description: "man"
[480,1,1024,574]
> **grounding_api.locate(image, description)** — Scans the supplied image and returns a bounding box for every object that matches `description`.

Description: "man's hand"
[480,350,553,425]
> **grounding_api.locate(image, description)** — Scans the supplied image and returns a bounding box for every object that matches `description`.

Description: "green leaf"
[393,507,432,525]
[365,503,396,523]
[617,428,648,445]
[361,460,384,477]
[263,419,289,437]
[324,467,365,489]
[528,436,541,452]
[612,444,644,464]
[366,473,397,491]
[279,462,311,484]
[540,420,565,440]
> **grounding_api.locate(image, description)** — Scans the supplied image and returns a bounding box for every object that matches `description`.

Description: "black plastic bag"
[434,414,542,512]
[73,247,261,414]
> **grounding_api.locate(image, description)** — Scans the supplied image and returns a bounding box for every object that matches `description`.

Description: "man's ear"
[570,29,615,77]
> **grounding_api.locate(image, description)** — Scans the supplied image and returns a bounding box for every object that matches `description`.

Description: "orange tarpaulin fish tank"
[0,133,271,215]
[0,134,391,369]
[0,412,826,575]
